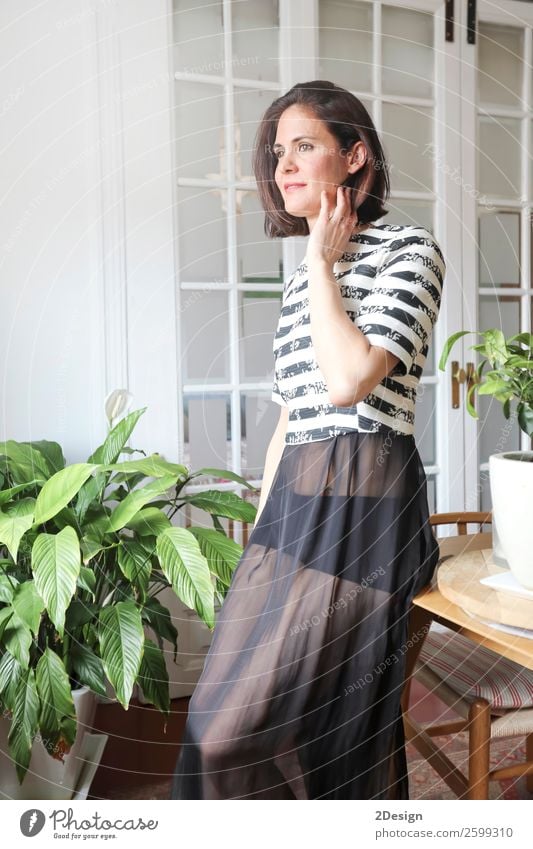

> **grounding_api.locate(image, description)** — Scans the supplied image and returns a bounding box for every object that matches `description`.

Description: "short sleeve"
[354,227,446,378]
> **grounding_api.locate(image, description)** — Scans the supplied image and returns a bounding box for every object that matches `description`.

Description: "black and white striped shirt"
[271,224,446,444]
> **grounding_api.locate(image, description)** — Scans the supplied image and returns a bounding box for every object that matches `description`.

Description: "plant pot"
[0,686,97,800]
[489,451,533,590]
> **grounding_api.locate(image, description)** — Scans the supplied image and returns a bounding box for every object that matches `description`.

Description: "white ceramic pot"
[0,686,97,800]
[489,451,533,590]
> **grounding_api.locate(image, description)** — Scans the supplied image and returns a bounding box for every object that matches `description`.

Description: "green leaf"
[438,330,472,371]
[125,507,171,537]
[0,571,19,604]
[188,527,242,588]
[141,598,178,658]
[76,566,96,597]
[0,441,52,483]
[36,648,77,760]
[481,329,508,366]
[11,581,45,635]
[179,490,256,523]
[34,464,98,525]
[65,600,96,630]
[8,668,40,784]
[156,527,215,629]
[517,403,533,437]
[3,612,33,667]
[98,602,144,708]
[0,498,35,561]
[0,481,42,506]
[465,381,480,420]
[191,467,258,491]
[0,650,23,713]
[31,526,81,637]
[103,454,188,480]
[88,407,147,465]
[75,472,107,524]
[25,441,65,474]
[477,379,509,396]
[137,636,170,715]
[0,605,14,640]
[107,475,178,532]
[118,540,152,600]
[70,642,107,697]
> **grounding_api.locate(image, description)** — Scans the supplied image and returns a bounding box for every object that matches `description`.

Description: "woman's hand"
[307,186,359,267]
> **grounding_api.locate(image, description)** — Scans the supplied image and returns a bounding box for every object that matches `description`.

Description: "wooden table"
[412,531,533,671]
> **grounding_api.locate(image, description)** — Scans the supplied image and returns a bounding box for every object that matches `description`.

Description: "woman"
[170,80,445,800]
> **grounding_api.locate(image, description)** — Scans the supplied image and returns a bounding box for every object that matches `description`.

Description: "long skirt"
[169,430,439,800]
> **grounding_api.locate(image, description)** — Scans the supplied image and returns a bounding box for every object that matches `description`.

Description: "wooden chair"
[402,511,533,799]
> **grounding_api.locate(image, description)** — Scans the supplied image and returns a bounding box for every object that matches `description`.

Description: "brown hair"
[252,80,390,238]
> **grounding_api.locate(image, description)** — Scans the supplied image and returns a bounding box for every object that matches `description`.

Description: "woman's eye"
[274,143,313,160]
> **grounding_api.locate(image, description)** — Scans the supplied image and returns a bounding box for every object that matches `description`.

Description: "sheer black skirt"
[170,430,439,800]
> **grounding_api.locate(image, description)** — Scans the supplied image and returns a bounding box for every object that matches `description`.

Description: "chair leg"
[467,698,491,800]
[526,733,533,793]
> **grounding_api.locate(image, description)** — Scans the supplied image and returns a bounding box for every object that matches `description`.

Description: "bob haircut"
[252,80,390,238]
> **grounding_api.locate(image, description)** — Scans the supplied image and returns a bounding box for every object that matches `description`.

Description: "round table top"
[437,548,533,630]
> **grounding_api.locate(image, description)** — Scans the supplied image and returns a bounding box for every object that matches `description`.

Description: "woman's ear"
[346,140,367,174]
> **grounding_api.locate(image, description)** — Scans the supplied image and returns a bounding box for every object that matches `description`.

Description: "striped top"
[271,223,446,444]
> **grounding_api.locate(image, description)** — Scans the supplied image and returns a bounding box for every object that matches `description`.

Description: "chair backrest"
[430,511,492,559]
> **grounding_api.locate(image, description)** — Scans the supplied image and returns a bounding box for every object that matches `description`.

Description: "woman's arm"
[308,258,400,406]
[253,405,289,527]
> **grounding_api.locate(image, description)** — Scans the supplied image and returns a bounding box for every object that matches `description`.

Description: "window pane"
[382,4,433,99]
[478,23,524,109]
[177,186,227,282]
[415,383,436,466]
[478,115,521,200]
[478,210,520,288]
[183,394,231,470]
[241,393,279,478]
[175,82,225,180]
[384,200,433,231]
[181,289,230,383]
[382,103,433,192]
[477,295,521,465]
[239,290,282,382]
[234,86,281,179]
[173,0,224,77]
[232,0,279,82]
[318,0,373,93]
[237,191,283,283]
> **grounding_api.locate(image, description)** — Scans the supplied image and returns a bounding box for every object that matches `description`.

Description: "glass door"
[459,0,533,512]
[317,0,462,511]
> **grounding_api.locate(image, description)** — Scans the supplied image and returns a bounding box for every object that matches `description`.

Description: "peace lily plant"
[440,329,533,589]
[0,393,256,785]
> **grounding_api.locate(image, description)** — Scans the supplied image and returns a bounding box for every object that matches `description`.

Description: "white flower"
[104,388,133,429]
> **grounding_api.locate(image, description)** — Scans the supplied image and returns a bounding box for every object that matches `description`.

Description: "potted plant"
[440,329,533,589]
[0,397,257,798]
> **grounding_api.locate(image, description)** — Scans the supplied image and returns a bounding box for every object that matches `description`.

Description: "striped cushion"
[418,626,533,711]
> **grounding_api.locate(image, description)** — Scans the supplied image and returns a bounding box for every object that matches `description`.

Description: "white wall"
[0,0,178,462]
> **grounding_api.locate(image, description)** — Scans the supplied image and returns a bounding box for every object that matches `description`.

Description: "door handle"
[451,360,465,409]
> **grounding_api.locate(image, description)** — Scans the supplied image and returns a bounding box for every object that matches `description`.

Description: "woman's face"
[273,104,366,230]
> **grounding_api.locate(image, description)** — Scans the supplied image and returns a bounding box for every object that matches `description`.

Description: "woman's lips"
[284,184,306,192]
